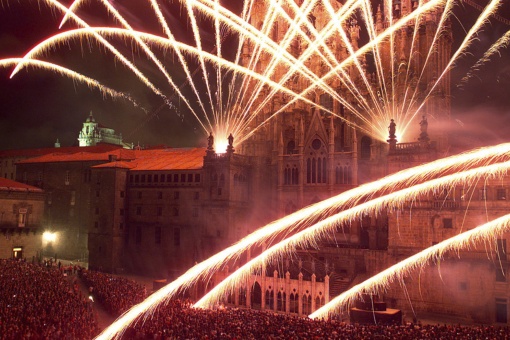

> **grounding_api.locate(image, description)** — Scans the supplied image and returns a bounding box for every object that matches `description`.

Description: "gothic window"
[292,165,298,184]
[265,290,274,310]
[302,294,312,314]
[306,138,327,184]
[335,165,352,184]
[497,188,506,200]
[284,165,291,185]
[277,291,286,311]
[286,140,296,154]
[290,292,299,313]
[219,174,225,187]
[360,136,371,160]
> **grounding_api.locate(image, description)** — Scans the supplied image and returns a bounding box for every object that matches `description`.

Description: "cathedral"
[7,0,510,325]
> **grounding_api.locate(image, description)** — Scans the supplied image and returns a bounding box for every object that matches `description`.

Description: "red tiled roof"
[93,161,136,169]
[0,144,123,158]
[19,147,206,171]
[17,148,137,164]
[0,178,43,192]
[129,148,206,171]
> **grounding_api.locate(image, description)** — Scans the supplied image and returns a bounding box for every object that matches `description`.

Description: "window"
[173,207,179,217]
[217,188,222,196]
[174,228,180,246]
[167,174,172,182]
[137,191,142,199]
[497,188,506,200]
[174,191,180,200]
[136,207,142,215]
[158,191,163,199]
[443,218,453,229]
[96,190,100,198]
[17,208,27,227]
[306,139,327,184]
[193,207,199,217]
[195,174,201,182]
[194,191,199,200]
[141,174,146,183]
[160,174,165,182]
[94,221,99,229]
[155,227,161,245]
[135,174,140,183]
[148,174,152,183]
[154,174,158,183]
[157,207,163,216]
[188,174,193,182]
[65,171,70,185]
[181,174,186,182]
[174,174,179,182]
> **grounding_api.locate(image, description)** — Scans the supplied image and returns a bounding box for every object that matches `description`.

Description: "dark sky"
[0,1,509,151]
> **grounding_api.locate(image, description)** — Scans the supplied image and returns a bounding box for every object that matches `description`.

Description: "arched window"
[284,165,291,185]
[286,140,295,154]
[219,173,225,187]
[291,166,298,184]
[306,138,327,184]
[290,292,299,313]
[277,291,286,312]
[303,294,312,314]
[265,290,274,310]
[360,136,371,160]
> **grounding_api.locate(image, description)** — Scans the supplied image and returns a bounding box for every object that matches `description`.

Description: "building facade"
[8,0,510,324]
[0,178,44,260]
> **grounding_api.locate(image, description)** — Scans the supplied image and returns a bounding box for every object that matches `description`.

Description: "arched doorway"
[251,282,262,309]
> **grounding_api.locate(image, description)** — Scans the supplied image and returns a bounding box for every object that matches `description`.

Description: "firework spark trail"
[237,0,377,138]
[397,0,456,136]
[415,0,504,117]
[96,0,215,132]
[97,143,510,339]
[235,0,382,141]
[231,0,319,132]
[241,0,449,144]
[195,159,510,310]
[10,0,173,108]
[310,212,510,319]
[0,58,138,105]
[460,28,510,84]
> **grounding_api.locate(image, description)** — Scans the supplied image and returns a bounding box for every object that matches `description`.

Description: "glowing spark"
[311,213,510,319]
[195,159,510,310]
[98,143,510,339]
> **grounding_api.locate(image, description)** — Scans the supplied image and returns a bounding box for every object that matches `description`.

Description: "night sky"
[0,1,509,151]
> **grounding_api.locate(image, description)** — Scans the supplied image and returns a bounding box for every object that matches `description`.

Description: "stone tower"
[237,0,451,223]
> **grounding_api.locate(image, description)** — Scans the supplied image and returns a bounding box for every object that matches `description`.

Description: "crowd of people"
[80,269,147,317]
[2,258,510,339]
[120,300,510,339]
[0,258,98,339]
